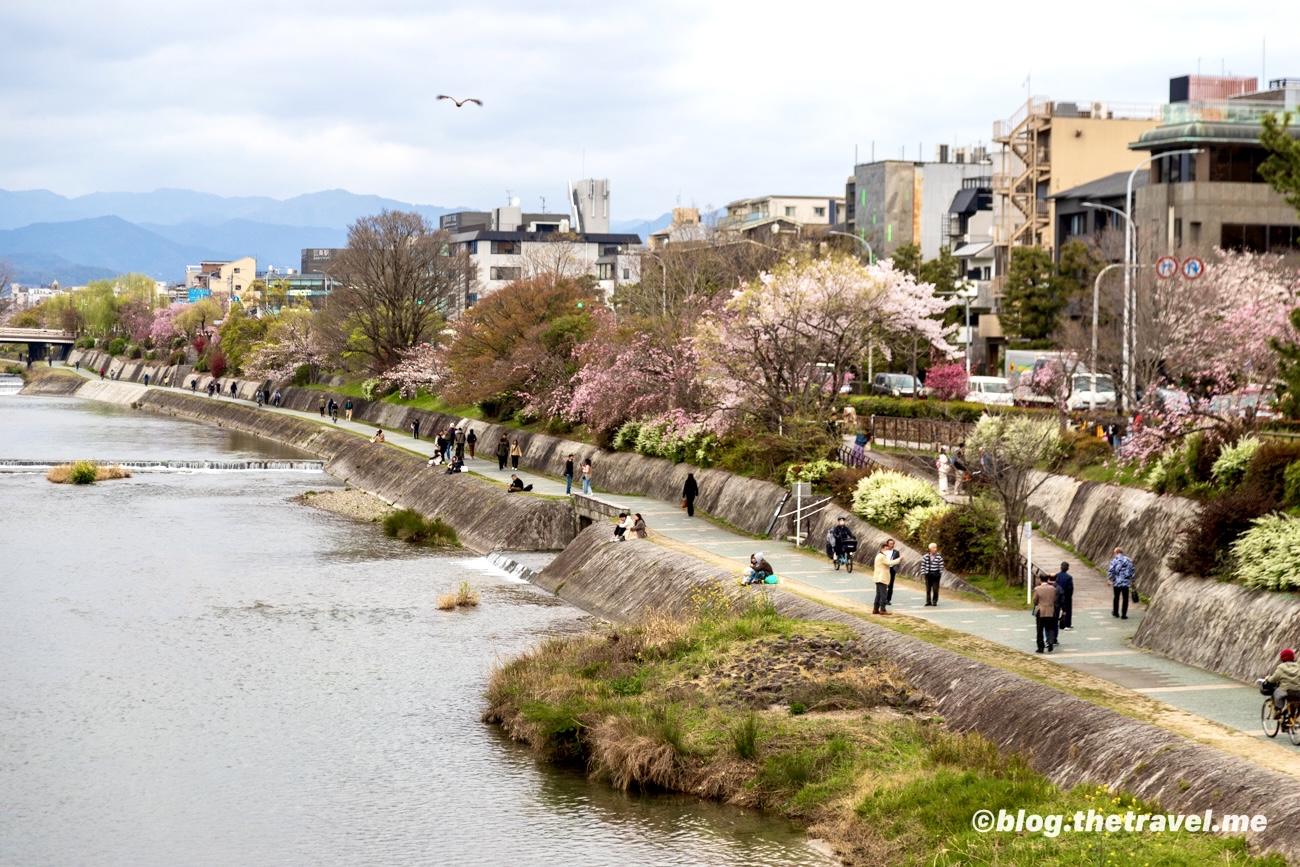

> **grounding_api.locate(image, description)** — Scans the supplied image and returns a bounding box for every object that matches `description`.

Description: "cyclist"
[1266,648,1300,714]
[831,516,857,568]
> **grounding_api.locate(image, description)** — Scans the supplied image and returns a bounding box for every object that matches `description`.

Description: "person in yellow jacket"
[872,542,892,615]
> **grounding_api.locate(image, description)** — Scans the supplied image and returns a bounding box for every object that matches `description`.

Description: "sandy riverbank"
[296,488,393,522]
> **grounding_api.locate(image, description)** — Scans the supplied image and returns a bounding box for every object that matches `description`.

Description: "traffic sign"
[1182,257,1205,280]
[1155,256,1178,279]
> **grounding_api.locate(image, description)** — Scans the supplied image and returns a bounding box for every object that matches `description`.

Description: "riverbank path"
[46,365,1286,760]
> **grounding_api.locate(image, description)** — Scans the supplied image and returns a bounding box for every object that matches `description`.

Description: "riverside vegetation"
[381,508,460,548]
[484,590,1282,867]
[46,461,131,484]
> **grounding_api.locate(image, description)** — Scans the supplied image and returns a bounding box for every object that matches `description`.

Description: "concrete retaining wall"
[535,527,1300,863]
[1132,578,1300,682]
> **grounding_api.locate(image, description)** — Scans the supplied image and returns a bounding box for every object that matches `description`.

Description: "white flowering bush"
[852,470,944,528]
[785,459,845,487]
[613,413,717,465]
[360,377,385,401]
[612,421,642,451]
[1231,513,1300,591]
[901,503,954,544]
[1211,435,1260,489]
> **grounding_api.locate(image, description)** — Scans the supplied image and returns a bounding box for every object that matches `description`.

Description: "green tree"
[1260,111,1300,216]
[890,243,922,279]
[174,297,223,340]
[1056,240,1103,299]
[1271,307,1300,419]
[1000,246,1065,341]
[217,302,268,375]
[918,247,961,297]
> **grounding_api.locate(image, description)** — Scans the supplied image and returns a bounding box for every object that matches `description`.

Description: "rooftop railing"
[1162,99,1285,125]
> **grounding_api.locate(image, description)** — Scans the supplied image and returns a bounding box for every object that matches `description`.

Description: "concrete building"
[720,195,843,236]
[648,208,707,249]
[184,257,256,306]
[1131,77,1300,258]
[569,178,611,234]
[447,203,641,301]
[1049,171,1147,256]
[992,97,1162,269]
[849,150,994,260]
[301,248,345,275]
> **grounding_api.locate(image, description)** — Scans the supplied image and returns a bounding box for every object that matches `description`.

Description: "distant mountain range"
[0,188,672,287]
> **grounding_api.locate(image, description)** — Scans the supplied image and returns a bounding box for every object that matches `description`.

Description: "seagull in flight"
[436,95,482,108]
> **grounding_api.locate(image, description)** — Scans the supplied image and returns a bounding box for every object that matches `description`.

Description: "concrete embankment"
[535,526,1300,863]
[31,371,575,554]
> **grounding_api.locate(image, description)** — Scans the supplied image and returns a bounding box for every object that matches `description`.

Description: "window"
[622,268,630,280]
[1153,153,1195,184]
[601,244,621,255]
[1208,147,1268,183]
[784,206,796,217]
[1190,222,1202,245]
[813,206,826,217]
[596,263,614,280]
[1065,213,1086,236]
[490,266,521,281]
[1222,224,1300,252]
[490,240,519,255]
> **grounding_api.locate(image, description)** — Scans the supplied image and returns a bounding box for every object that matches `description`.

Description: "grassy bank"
[46,461,131,484]
[484,596,1281,866]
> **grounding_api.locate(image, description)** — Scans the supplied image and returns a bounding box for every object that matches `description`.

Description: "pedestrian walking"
[884,539,901,607]
[580,458,593,495]
[937,447,952,495]
[411,418,421,440]
[330,401,338,423]
[682,472,699,517]
[208,381,216,398]
[454,426,466,460]
[496,434,510,471]
[256,389,264,407]
[272,390,281,407]
[442,428,453,463]
[510,438,522,470]
[1107,547,1135,619]
[1033,574,1060,653]
[344,398,353,421]
[143,373,150,387]
[921,543,944,606]
[564,454,575,494]
[872,542,892,615]
[318,395,326,417]
[466,428,477,460]
[952,444,968,494]
[632,513,647,539]
[99,366,106,379]
[230,381,237,397]
[1055,562,1075,630]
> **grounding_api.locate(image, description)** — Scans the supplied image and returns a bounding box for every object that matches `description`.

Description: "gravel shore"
[297,488,392,522]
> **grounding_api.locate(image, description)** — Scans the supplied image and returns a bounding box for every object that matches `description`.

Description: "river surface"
[0,392,831,867]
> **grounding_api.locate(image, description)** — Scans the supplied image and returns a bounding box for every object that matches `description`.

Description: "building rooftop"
[1049,171,1149,201]
[451,230,641,245]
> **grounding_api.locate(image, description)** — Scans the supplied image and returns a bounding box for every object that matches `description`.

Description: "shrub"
[612,421,642,451]
[68,460,99,485]
[1060,429,1112,470]
[1168,486,1278,577]
[1210,436,1261,489]
[826,466,876,506]
[901,503,953,544]
[729,712,760,760]
[1242,441,1300,505]
[106,337,127,356]
[851,470,943,528]
[208,349,226,380]
[1285,461,1300,508]
[167,350,186,366]
[144,350,157,362]
[847,395,1053,425]
[193,355,209,373]
[928,500,1003,573]
[294,364,313,387]
[382,508,459,547]
[1232,514,1300,591]
[784,459,845,488]
[923,362,969,402]
[129,344,143,359]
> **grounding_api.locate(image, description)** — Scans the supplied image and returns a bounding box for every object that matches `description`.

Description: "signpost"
[1182,257,1205,280]
[1155,256,1178,280]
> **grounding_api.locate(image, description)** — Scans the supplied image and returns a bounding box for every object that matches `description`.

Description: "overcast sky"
[2,0,1294,224]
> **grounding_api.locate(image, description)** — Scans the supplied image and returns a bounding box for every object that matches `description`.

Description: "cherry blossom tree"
[923,360,968,402]
[695,255,954,433]
[245,308,324,381]
[1123,250,1300,463]
[381,342,443,399]
[563,308,705,439]
[149,304,182,346]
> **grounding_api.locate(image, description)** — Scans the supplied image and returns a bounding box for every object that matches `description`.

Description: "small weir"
[0,458,326,472]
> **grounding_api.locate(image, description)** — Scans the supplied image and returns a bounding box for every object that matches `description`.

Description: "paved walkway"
[48,364,1286,754]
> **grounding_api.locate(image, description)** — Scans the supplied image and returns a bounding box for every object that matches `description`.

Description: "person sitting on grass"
[444,456,465,474]
[507,473,532,493]
[743,552,774,585]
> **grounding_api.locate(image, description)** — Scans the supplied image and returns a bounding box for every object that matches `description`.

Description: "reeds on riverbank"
[382,508,459,547]
[46,461,132,484]
[437,581,480,610]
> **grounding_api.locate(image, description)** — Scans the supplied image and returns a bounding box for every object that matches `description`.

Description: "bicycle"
[1258,679,1300,745]
[833,539,857,573]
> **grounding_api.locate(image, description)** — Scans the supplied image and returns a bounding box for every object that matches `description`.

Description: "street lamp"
[952,281,978,375]
[826,230,878,384]
[640,249,669,317]
[1117,148,1201,409]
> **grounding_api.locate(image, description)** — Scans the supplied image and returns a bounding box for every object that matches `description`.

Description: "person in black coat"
[682,472,700,517]
[1055,562,1075,630]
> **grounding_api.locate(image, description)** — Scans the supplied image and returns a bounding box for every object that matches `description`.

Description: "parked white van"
[965,376,1014,406]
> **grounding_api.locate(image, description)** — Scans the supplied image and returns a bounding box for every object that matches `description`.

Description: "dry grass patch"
[437,581,480,611]
[46,461,132,484]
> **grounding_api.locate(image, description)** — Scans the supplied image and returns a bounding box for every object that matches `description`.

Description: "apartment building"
[719,194,844,238]
[183,256,256,305]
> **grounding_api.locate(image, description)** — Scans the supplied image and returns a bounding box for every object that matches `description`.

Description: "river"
[0,387,832,867]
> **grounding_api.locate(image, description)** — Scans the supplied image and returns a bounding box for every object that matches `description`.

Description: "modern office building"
[1049,171,1148,256]
[1131,77,1300,257]
[301,248,345,275]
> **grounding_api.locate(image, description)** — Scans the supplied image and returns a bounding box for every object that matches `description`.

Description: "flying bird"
[436,95,482,108]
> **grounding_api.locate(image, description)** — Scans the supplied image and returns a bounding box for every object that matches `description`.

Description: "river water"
[0,389,831,867]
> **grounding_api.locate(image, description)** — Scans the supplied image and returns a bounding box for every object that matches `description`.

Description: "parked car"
[871,373,922,398]
[965,375,1013,406]
[1209,388,1278,421]
[1066,373,1118,411]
